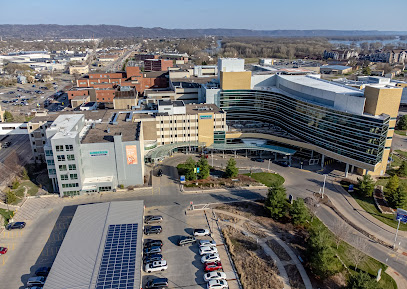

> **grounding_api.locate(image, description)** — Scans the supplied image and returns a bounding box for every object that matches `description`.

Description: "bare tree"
[304,194,321,221]
[332,219,351,249]
[350,236,368,271]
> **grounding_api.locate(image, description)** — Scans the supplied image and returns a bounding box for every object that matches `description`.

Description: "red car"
[0,247,8,255]
[204,261,222,272]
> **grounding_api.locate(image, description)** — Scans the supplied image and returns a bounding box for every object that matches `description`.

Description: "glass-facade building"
[220,89,390,166]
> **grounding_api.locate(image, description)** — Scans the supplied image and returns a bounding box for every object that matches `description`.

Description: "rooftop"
[321,65,352,70]
[43,201,144,289]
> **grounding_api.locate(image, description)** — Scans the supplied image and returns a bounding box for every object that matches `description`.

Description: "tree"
[398,161,407,177]
[304,195,321,222]
[350,236,368,271]
[362,66,371,75]
[346,271,380,289]
[265,184,287,219]
[176,157,196,181]
[225,158,238,178]
[388,186,407,209]
[332,219,351,249]
[3,111,14,122]
[386,175,400,195]
[11,178,20,190]
[5,190,17,205]
[357,175,375,197]
[397,115,407,130]
[307,224,340,278]
[197,156,210,180]
[289,198,310,225]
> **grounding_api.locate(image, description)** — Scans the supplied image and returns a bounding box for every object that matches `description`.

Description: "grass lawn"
[341,182,407,231]
[311,218,397,289]
[244,57,259,64]
[245,172,285,187]
[21,180,39,196]
[0,208,14,226]
[394,130,407,136]
[395,150,407,159]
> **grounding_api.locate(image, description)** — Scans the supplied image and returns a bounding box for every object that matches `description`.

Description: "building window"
[68,164,77,171]
[57,155,66,162]
[48,169,56,175]
[33,149,37,152]
[45,150,53,156]
[62,183,79,188]
[47,160,55,166]
[65,145,73,151]
[99,186,111,192]
[70,173,78,180]
[59,165,67,171]
[56,145,64,152]
[42,141,46,144]
[60,174,69,181]
[67,154,75,161]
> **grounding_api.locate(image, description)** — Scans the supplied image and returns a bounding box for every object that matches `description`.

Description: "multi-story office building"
[144,59,173,72]
[217,59,403,176]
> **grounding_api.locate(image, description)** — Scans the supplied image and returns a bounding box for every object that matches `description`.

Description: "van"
[27,276,46,286]
[146,277,168,288]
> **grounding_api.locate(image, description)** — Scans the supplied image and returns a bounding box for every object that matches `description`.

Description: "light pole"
[268,159,271,171]
[393,218,401,250]
[322,174,327,199]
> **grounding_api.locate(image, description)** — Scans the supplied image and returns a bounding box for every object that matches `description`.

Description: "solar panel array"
[96,223,138,289]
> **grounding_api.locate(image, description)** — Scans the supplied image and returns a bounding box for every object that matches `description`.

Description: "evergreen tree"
[398,161,407,177]
[265,184,287,219]
[3,111,14,122]
[388,186,407,209]
[357,174,375,197]
[5,190,17,205]
[177,157,196,181]
[346,271,380,289]
[290,198,311,225]
[197,156,210,180]
[397,115,407,130]
[386,175,400,195]
[225,158,238,178]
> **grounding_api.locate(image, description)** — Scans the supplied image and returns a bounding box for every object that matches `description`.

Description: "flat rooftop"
[43,201,144,289]
[185,103,224,115]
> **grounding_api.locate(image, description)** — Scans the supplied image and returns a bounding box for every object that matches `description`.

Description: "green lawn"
[394,130,407,136]
[245,172,285,187]
[0,208,14,226]
[311,218,397,289]
[342,182,407,231]
[22,180,39,196]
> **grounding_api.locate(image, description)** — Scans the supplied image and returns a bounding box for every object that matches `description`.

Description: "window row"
[60,174,78,181]
[59,164,77,171]
[61,183,79,188]
[55,145,74,152]
[57,154,75,161]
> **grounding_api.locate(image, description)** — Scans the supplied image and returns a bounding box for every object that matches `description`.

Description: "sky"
[0,0,406,31]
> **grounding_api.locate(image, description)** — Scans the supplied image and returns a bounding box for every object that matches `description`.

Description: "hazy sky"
[1,0,406,31]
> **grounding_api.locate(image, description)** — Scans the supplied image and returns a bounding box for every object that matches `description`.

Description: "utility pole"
[268,159,271,171]
[322,174,327,199]
[393,218,401,250]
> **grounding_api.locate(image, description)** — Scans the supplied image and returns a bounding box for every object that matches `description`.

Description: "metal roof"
[43,200,144,289]
[146,141,205,160]
[207,143,296,155]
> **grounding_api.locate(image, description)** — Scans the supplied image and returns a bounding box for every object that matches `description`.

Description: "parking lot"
[142,206,239,289]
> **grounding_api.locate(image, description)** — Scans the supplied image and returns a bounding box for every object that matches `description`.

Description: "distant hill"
[0,24,406,39]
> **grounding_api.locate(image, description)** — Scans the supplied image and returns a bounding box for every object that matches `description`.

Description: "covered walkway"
[145,141,206,161]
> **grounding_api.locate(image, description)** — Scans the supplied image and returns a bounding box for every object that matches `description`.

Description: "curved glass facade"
[220,90,390,166]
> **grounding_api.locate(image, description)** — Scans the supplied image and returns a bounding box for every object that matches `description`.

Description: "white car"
[204,271,227,282]
[194,228,210,237]
[144,260,168,273]
[207,279,228,289]
[199,240,217,247]
[199,246,218,256]
[201,253,220,263]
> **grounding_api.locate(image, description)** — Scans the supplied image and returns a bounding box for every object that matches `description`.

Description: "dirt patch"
[267,239,291,261]
[184,174,261,189]
[216,212,239,223]
[243,222,268,238]
[285,264,306,289]
[223,226,283,289]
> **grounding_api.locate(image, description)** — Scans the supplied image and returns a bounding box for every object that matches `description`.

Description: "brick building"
[144,59,173,72]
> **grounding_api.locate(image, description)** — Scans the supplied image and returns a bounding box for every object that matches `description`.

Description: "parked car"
[204,261,223,273]
[207,279,228,289]
[145,277,169,289]
[144,239,163,248]
[6,222,26,230]
[157,169,163,177]
[26,276,46,287]
[251,158,264,162]
[0,247,8,255]
[178,236,196,246]
[35,266,51,277]
[144,226,162,235]
[275,161,289,167]
[204,271,227,282]
[1,142,11,148]
[194,228,210,237]
[145,215,163,224]
[144,246,162,255]
[143,254,163,264]
[199,246,218,256]
[145,260,168,273]
[201,253,220,264]
[199,240,217,247]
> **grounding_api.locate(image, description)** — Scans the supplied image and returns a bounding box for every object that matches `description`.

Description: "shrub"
[225,158,239,178]
[357,175,375,197]
[289,198,311,225]
[265,184,287,219]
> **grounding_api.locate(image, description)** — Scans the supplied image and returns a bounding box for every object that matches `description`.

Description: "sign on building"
[199,115,212,119]
[90,150,109,157]
[126,145,138,165]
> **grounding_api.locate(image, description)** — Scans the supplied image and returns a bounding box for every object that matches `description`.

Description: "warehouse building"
[44,200,144,289]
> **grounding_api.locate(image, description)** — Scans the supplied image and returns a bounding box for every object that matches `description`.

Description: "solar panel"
[96,223,138,289]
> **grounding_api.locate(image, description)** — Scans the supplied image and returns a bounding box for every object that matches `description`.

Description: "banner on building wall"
[126,145,138,165]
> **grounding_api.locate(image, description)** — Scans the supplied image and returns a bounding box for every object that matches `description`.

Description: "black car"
[143,254,163,264]
[144,239,163,248]
[178,236,196,246]
[157,169,163,177]
[275,161,289,167]
[146,277,169,289]
[251,158,265,162]
[6,222,26,230]
[35,266,51,277]
[144,225,162,235]
[143,246,162,255]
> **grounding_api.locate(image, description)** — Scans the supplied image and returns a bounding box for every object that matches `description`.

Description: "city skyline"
[1,0,406,31]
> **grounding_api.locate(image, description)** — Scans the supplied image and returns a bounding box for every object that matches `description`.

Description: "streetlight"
[322,174,327,199]
[393,218,401,250]
[268,159,271,171]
